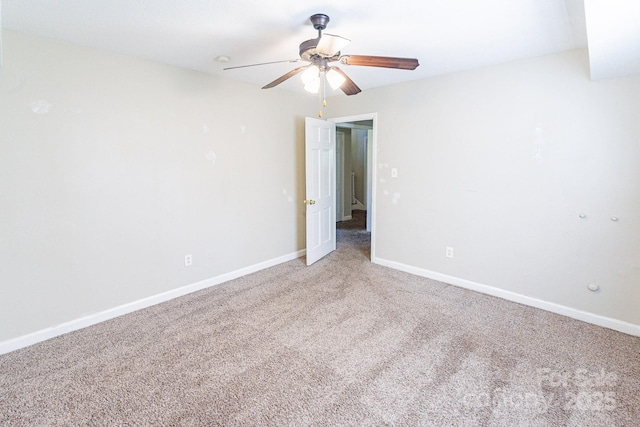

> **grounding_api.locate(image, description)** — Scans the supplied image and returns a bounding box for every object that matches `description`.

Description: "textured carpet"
[1,213,639,426]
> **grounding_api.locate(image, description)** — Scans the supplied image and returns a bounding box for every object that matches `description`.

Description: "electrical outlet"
[446,247,454,258]
[185,254,193,267]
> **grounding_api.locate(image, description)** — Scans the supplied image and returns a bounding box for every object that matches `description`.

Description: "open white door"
[305,117,336,265]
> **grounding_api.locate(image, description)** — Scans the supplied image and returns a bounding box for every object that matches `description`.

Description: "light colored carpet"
[1,212,639,426]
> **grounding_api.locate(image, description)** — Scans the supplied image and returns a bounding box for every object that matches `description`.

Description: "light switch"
[391,168,398,178]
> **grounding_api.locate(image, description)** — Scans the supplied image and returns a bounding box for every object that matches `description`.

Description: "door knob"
[304,199,316,205]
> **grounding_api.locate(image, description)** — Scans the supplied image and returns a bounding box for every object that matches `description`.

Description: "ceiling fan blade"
[330,67,361,96]
[223,59,301,70]
[339,55,419,70]
[316,34,351,57]
[262,66,309,89]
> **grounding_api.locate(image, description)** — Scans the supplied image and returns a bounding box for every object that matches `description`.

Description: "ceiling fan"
[224,13,419,96]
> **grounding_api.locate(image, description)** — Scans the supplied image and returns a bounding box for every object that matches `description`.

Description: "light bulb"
[326,68,346,90]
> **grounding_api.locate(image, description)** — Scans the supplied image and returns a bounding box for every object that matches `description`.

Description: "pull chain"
[318,73,327,118]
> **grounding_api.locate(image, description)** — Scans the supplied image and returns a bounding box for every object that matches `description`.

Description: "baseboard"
[0,249,306,355]
[373,256,640,337]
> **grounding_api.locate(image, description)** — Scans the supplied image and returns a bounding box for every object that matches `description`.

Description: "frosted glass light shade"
[301,65,320,93]
[301,65,319,85]
[304,79,320,93]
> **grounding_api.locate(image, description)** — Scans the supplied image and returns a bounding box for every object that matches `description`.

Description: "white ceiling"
[2,0,639,94]
[584,0,640,81]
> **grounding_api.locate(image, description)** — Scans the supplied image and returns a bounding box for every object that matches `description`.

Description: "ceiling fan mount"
[224,13,420,96]
[309,13,330,31]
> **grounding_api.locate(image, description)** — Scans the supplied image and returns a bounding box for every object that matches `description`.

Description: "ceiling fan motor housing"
[299,38,320,60]
[299,38,340,64]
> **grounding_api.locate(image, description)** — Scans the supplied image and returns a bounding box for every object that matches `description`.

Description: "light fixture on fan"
[301,65,346,93]
[301,65,320,92]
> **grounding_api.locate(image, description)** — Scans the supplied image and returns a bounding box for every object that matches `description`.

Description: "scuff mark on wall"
[206,151,217,165]
[29,99,51,114]
[282,189,294,203]
[533,125,546,159]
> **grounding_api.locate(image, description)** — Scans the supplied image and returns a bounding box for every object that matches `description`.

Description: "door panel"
[305,117,336,265]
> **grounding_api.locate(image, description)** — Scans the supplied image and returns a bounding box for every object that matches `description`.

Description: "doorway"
[329,113,377,261]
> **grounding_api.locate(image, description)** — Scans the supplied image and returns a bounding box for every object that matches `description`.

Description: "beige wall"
[0,30,314,342]
[2,30,639,346]
[328,49,640,329]
[350,129,368,206]
[336,128,352,220]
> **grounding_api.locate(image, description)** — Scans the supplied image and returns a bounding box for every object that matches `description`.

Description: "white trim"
[329,113,377,260]
[0,250,306,355]
[373,256,640,337]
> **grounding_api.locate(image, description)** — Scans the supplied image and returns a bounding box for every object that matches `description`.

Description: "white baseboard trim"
[0,249,306,355]
[373,256,640,337]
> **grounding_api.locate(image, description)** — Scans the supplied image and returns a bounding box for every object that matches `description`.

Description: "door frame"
[328,112,377,261]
